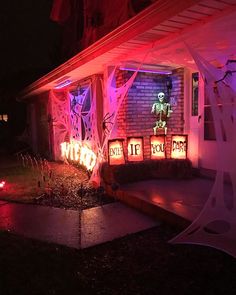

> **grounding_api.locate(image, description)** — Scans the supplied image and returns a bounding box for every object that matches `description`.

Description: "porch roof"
[21,0,236,98]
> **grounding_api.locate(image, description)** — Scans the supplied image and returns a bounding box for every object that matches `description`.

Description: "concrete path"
[0,201,158,249]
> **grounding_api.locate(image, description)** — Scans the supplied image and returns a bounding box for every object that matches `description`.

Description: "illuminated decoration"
[60,141,97,171]
[171,135,188,159]
[127,137,144,162]
[54,79,72,89]
[108,139,125,165]
[150,135,166,159]
[151,92,173,135]
[0,180,6,190]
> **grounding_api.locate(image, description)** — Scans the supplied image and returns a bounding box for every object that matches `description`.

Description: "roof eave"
[20,0,202,99]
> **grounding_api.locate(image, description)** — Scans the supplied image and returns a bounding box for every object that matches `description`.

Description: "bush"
[101,159,193,185]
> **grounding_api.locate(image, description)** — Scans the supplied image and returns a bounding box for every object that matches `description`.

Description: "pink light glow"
[119,67,172,75]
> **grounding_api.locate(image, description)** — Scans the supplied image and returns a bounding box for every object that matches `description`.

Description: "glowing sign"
[171,135,188,159]
[127,137,144,162]
[108,139,125,165]
[60,141,97,171]
[150,135,166,159]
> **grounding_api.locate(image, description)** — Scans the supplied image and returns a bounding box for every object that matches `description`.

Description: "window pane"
[204,122,215,140]
[192,72,199,116]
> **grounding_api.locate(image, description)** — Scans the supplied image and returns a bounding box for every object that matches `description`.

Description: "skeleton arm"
[151,103,156,114]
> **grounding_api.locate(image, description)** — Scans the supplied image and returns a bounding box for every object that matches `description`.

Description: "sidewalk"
[0,201,158,249]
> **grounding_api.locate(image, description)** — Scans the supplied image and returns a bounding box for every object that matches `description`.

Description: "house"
[20,0,236,185]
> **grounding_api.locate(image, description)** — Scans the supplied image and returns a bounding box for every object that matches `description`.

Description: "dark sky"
[0,0,60,82]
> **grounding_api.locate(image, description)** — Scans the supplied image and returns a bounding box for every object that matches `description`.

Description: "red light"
[0,181,6,189]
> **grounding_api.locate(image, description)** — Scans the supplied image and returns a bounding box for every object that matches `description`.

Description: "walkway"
[110,177,233,226]
[0,201,158,249]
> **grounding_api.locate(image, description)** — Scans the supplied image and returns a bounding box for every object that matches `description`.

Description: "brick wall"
[115,68,185,159]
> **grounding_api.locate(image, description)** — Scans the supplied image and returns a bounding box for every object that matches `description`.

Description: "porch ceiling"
[21,0,236,98]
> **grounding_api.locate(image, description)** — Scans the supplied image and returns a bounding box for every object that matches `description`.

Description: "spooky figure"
[151,91,172,135]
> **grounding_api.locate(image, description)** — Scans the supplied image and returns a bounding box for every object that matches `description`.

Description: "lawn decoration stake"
[151,92,172,135]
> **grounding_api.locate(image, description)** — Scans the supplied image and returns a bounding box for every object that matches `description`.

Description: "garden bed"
[0,158,114,210]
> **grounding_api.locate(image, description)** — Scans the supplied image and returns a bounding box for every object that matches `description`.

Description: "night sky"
[0,0,60,84]
[0,0,61,144]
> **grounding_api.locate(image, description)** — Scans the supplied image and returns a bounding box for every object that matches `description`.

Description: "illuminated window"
[0,114,8,122]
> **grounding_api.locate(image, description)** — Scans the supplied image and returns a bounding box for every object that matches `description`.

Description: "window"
[204,89,226,141]
[191,72,199,116]
[0,114,8,122]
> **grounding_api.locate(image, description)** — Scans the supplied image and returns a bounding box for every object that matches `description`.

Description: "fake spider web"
[89,68,138,185]
[69,85,90,141]
[50,90,71,160]
[170,46,236,258]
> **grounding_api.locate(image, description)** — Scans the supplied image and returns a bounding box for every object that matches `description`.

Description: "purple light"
[120,67,172,75]
[54,80,72,89]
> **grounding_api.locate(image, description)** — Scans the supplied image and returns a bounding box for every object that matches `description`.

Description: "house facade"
[21,0,236,184]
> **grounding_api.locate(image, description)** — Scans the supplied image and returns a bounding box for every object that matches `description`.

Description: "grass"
[0,165,41,202]
[0,159,89,204]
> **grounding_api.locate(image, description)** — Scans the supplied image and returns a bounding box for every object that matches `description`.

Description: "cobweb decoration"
[170,45,236,258]
[89,69,138,185]
[50,90,71,160]
[102,67,138,149]
[69,86,90,141]
[83,77,104,185]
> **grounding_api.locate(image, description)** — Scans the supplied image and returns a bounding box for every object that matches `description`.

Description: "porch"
[105,176,233,228]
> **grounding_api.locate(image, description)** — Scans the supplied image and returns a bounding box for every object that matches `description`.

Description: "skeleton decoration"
[151,91,173,135]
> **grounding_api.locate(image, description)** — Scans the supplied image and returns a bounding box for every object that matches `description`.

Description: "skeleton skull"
[157,92,165,102]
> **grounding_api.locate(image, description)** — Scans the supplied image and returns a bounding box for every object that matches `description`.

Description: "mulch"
[33,162,115,210]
